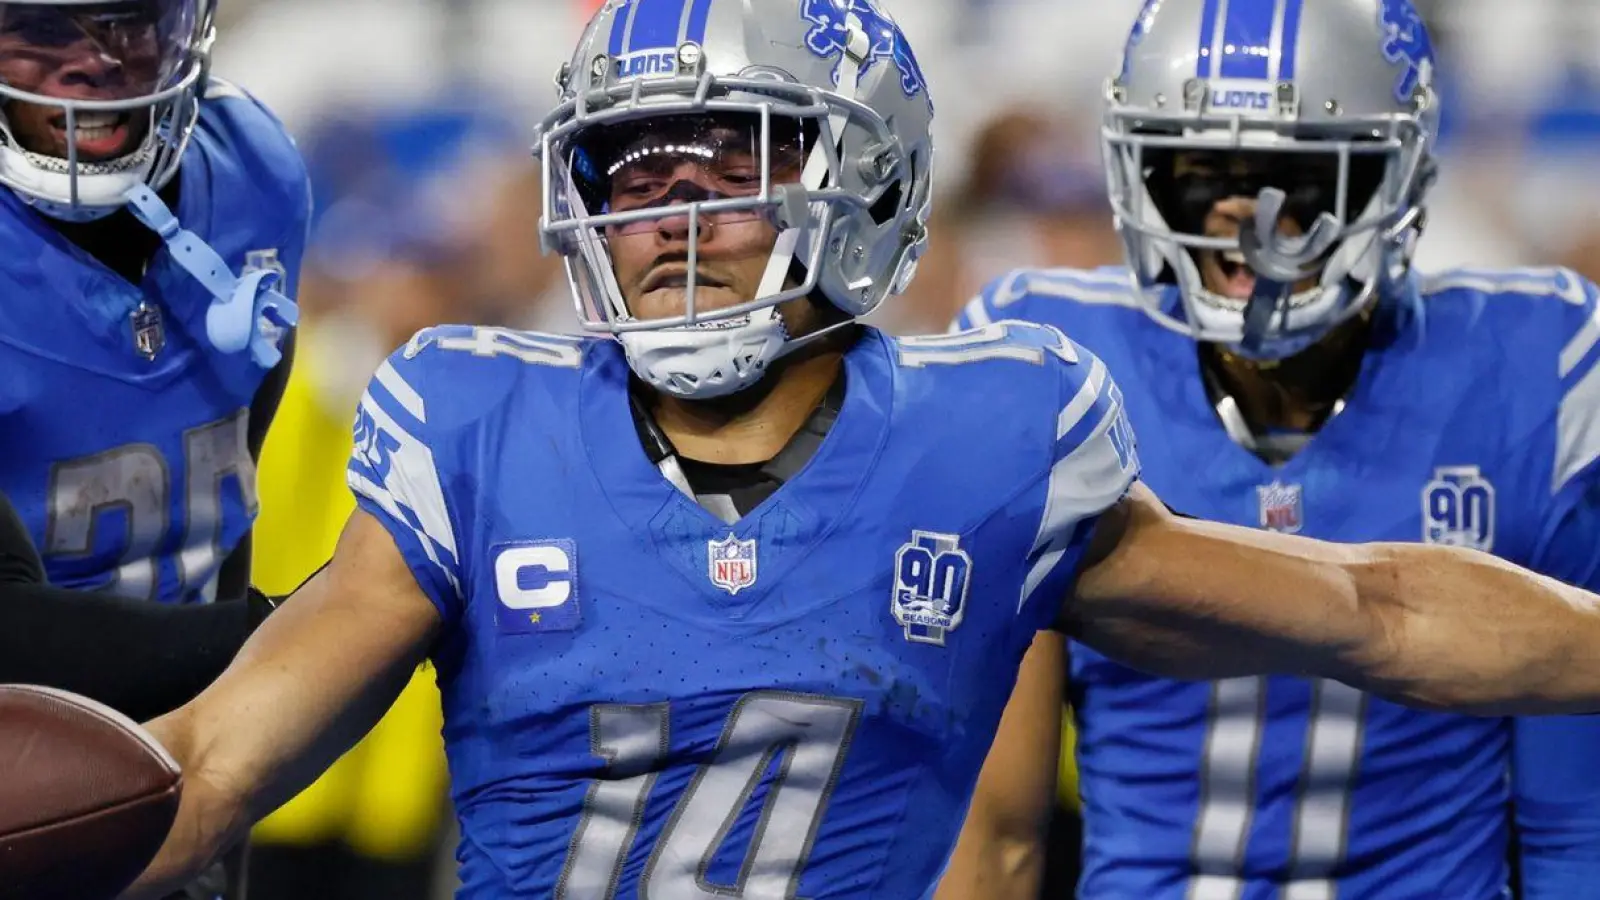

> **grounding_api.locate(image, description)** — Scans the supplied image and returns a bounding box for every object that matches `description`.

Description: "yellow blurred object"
[1058,706,1081,812]
[249,337,451,861]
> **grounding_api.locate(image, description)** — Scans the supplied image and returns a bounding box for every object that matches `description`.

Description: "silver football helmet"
[1104,0,1440,358]
[0,0,216,220]
[534,0,935,399]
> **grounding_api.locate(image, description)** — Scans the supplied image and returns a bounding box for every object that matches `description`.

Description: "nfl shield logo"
[1257,481,1304,534]
[707,534,758,595]
[130,301,165,361]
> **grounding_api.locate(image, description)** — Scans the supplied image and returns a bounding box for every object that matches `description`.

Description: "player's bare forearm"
[1334,544,1600,713]
[1067,484,1600,715]
[122,510,439,898]
[936,633,1063,900]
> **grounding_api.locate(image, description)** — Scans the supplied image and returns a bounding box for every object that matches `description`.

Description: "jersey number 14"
[557,691,863,899]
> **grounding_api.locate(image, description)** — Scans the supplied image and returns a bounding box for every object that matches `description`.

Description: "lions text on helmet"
[533,0,933,399]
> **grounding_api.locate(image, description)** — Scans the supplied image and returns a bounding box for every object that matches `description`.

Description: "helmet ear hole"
[1140,147,1187,232]
[1346,153,1386,219]
[867,179,902,226]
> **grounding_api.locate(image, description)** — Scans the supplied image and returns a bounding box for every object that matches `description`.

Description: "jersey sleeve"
[1013,323,1142,631]
[1513,271,1600,890]
[1538,271,1600,582]
[203,77,313,302]
[346,338,466,626]
[278,169,312,303]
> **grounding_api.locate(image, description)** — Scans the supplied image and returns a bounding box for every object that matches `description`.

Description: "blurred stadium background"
[217,0,1600,896]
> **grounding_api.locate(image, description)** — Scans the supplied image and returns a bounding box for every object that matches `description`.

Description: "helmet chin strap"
[122,183,297,370]
[1236,187,1341,357]
[27,194,122,223]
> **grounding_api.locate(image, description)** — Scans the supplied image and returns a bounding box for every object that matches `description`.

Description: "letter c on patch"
[496,545,573,610]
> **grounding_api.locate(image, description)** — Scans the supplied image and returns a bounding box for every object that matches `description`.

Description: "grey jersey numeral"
[177,413,257,600]
[44,410,254,601]
[558,704,672,900]
[45,442,170,599]
[558,692,862,900]
[1188,678,1367,900]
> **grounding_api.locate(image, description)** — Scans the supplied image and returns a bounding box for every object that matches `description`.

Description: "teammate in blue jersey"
[946,2,1600,899]
[0,5,304,898]
[106,2,1600,900]
[0,0,305,609]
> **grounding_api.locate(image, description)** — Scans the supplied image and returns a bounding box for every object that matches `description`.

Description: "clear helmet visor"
[545,109,829,333]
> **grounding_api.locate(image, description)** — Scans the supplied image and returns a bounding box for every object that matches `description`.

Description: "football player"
[946,1,1600,898]
[0,3,306,898]
[0,0,305,608]
[107,2,1600,898]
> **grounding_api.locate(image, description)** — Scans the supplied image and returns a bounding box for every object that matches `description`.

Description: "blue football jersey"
[0,79,310,604]
[958,266,1600,900]
[346,323,1139,898]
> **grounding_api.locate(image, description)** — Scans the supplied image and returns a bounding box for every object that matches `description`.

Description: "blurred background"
[222,0,1600,897]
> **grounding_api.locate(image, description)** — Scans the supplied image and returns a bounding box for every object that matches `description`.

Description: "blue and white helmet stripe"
[1194,0,1306,82]
[608,0,715,58]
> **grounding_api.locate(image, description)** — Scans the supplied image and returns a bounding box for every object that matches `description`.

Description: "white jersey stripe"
[375,359,428,424]
[352,390,462,596]
[1556,360,1600,493]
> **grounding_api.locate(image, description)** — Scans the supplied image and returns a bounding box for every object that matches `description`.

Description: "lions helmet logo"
[1377,0,1435,104]
[801,0,931,109]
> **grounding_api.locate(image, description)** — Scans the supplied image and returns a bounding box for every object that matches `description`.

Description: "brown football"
[0,685,181,900]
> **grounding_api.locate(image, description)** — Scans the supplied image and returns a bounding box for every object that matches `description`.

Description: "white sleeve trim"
[374,359,428,424]
[1020,392,1137,614]
[350,390,462,598]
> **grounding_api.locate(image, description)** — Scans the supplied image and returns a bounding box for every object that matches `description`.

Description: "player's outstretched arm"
[1065,483,1600,716]
[936,632,1064,900]
[122,509,440,899]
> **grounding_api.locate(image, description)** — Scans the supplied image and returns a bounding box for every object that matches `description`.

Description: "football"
[0,685,181,900]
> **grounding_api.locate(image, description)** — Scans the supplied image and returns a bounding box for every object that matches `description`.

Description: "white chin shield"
[619,305,790,399]
[0,139,160,222]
